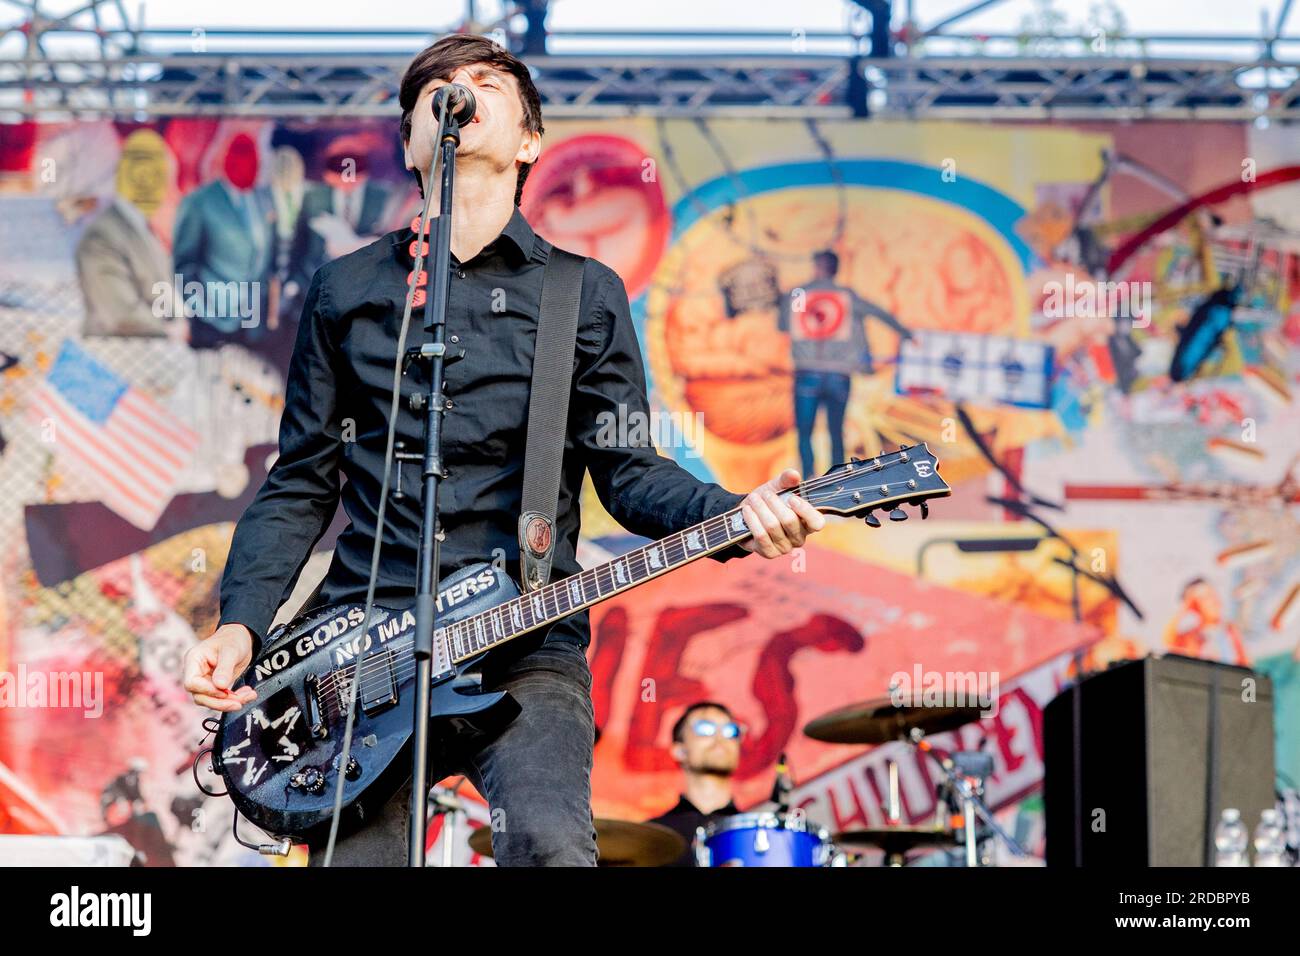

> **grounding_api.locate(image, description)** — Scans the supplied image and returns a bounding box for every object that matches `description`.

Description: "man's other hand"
[183,623,258,712]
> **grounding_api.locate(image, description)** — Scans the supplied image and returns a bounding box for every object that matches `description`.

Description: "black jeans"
[306,640,598,867]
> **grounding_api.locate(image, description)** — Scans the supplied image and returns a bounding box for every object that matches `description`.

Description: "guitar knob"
[888,508,908,522]
[863,511,881,528]
[290,767,326,794]
[344,756,362,781]
[919,501,930,520]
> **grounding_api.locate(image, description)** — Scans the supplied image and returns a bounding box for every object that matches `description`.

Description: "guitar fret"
[444,508,759,664]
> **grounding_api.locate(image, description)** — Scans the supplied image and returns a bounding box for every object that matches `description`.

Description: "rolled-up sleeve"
[572,267,750,562]
[218,267,344,655]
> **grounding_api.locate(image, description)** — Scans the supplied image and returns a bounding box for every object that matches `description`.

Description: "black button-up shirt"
[218,206,748,658]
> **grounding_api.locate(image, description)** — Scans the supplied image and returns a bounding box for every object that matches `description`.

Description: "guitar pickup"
[357,651,399,717]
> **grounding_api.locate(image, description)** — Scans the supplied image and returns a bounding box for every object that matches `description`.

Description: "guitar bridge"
[304,673,328,739]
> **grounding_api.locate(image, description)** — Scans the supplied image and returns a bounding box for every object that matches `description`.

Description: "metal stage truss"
[2,3,1300,122]
[6,53,1300,122]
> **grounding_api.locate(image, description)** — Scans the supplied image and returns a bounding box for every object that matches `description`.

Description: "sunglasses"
[692,718,743,739]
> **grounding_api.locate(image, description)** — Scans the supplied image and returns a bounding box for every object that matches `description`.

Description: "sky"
[2,0,1297,61]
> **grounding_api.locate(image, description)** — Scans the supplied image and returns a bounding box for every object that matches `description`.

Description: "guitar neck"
[441,497,767,664]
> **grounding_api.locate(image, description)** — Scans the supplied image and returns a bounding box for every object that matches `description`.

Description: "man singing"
[182,33,825,867]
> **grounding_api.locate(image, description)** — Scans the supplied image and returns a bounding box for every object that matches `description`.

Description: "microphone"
[770,751,792,815]
[431,83,477,126]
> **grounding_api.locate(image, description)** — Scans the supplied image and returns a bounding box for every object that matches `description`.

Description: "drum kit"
[462,694,1027,867]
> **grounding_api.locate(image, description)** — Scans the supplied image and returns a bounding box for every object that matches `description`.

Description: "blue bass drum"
[695,812,834,867]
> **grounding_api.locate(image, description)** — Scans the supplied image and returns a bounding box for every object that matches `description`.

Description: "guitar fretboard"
[439,500,759,663]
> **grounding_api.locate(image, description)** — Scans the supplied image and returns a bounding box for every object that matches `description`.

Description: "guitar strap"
[517,245,586,593]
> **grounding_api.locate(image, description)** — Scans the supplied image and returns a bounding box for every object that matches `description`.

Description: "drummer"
[646,701,743,866]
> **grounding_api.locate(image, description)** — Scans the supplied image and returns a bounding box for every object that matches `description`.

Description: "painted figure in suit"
[75,129,185,339]
[292,136,392,286]
[172,133,275,351]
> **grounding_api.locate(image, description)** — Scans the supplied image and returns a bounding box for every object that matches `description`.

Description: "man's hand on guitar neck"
[183,624,259,712]
[737,468,826,558]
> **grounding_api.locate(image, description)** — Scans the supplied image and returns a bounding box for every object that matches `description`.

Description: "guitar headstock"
[797,444,950,527]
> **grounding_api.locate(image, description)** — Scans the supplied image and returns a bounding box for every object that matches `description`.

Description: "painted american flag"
[29,340,199,531]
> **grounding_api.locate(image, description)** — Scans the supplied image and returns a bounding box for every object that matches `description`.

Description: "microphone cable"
[321,95,451,867]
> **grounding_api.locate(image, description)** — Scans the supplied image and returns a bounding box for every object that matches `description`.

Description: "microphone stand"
[406,105,464,867]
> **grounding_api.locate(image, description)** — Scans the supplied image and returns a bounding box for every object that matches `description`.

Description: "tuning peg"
[888,508,908,522]
[863,510,881,528]
[919,501,929,520]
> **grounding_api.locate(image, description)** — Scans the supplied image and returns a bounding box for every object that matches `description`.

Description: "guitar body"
[213,562,522,840]
[207,445,952,844]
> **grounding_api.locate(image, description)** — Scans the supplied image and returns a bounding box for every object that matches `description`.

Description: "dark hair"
[671,701,734,743]
[814,249,840,275]
[399,34,544,205]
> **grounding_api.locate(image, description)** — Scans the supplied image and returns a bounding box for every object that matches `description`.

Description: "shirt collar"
[673,794,738,816]
[494,205,537,262]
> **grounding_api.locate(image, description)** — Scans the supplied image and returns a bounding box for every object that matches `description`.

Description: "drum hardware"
[804,694,1029,866]
[428,779,471,868]
[910,729,1025,866]
[833,824,957,866]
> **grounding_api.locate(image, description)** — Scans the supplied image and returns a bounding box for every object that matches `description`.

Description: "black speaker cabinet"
[1044,655,1275,867]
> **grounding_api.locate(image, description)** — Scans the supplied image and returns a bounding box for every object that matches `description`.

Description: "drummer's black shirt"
[648,795,741,867]
[218,207,749,658]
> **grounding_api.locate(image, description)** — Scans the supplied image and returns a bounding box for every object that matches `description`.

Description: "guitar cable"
[320,96,451,867]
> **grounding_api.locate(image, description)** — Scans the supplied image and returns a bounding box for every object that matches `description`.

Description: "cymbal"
[468,818,687,867]
[833,824,958,852]
[803,697,982,744]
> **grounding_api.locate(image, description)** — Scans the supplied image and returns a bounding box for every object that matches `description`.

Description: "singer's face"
[404,63,540,183]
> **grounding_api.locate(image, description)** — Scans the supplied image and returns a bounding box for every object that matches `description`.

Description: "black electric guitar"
[208,445,950,839]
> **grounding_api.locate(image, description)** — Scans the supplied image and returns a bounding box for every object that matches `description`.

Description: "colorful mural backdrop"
[0,113,1297,865]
